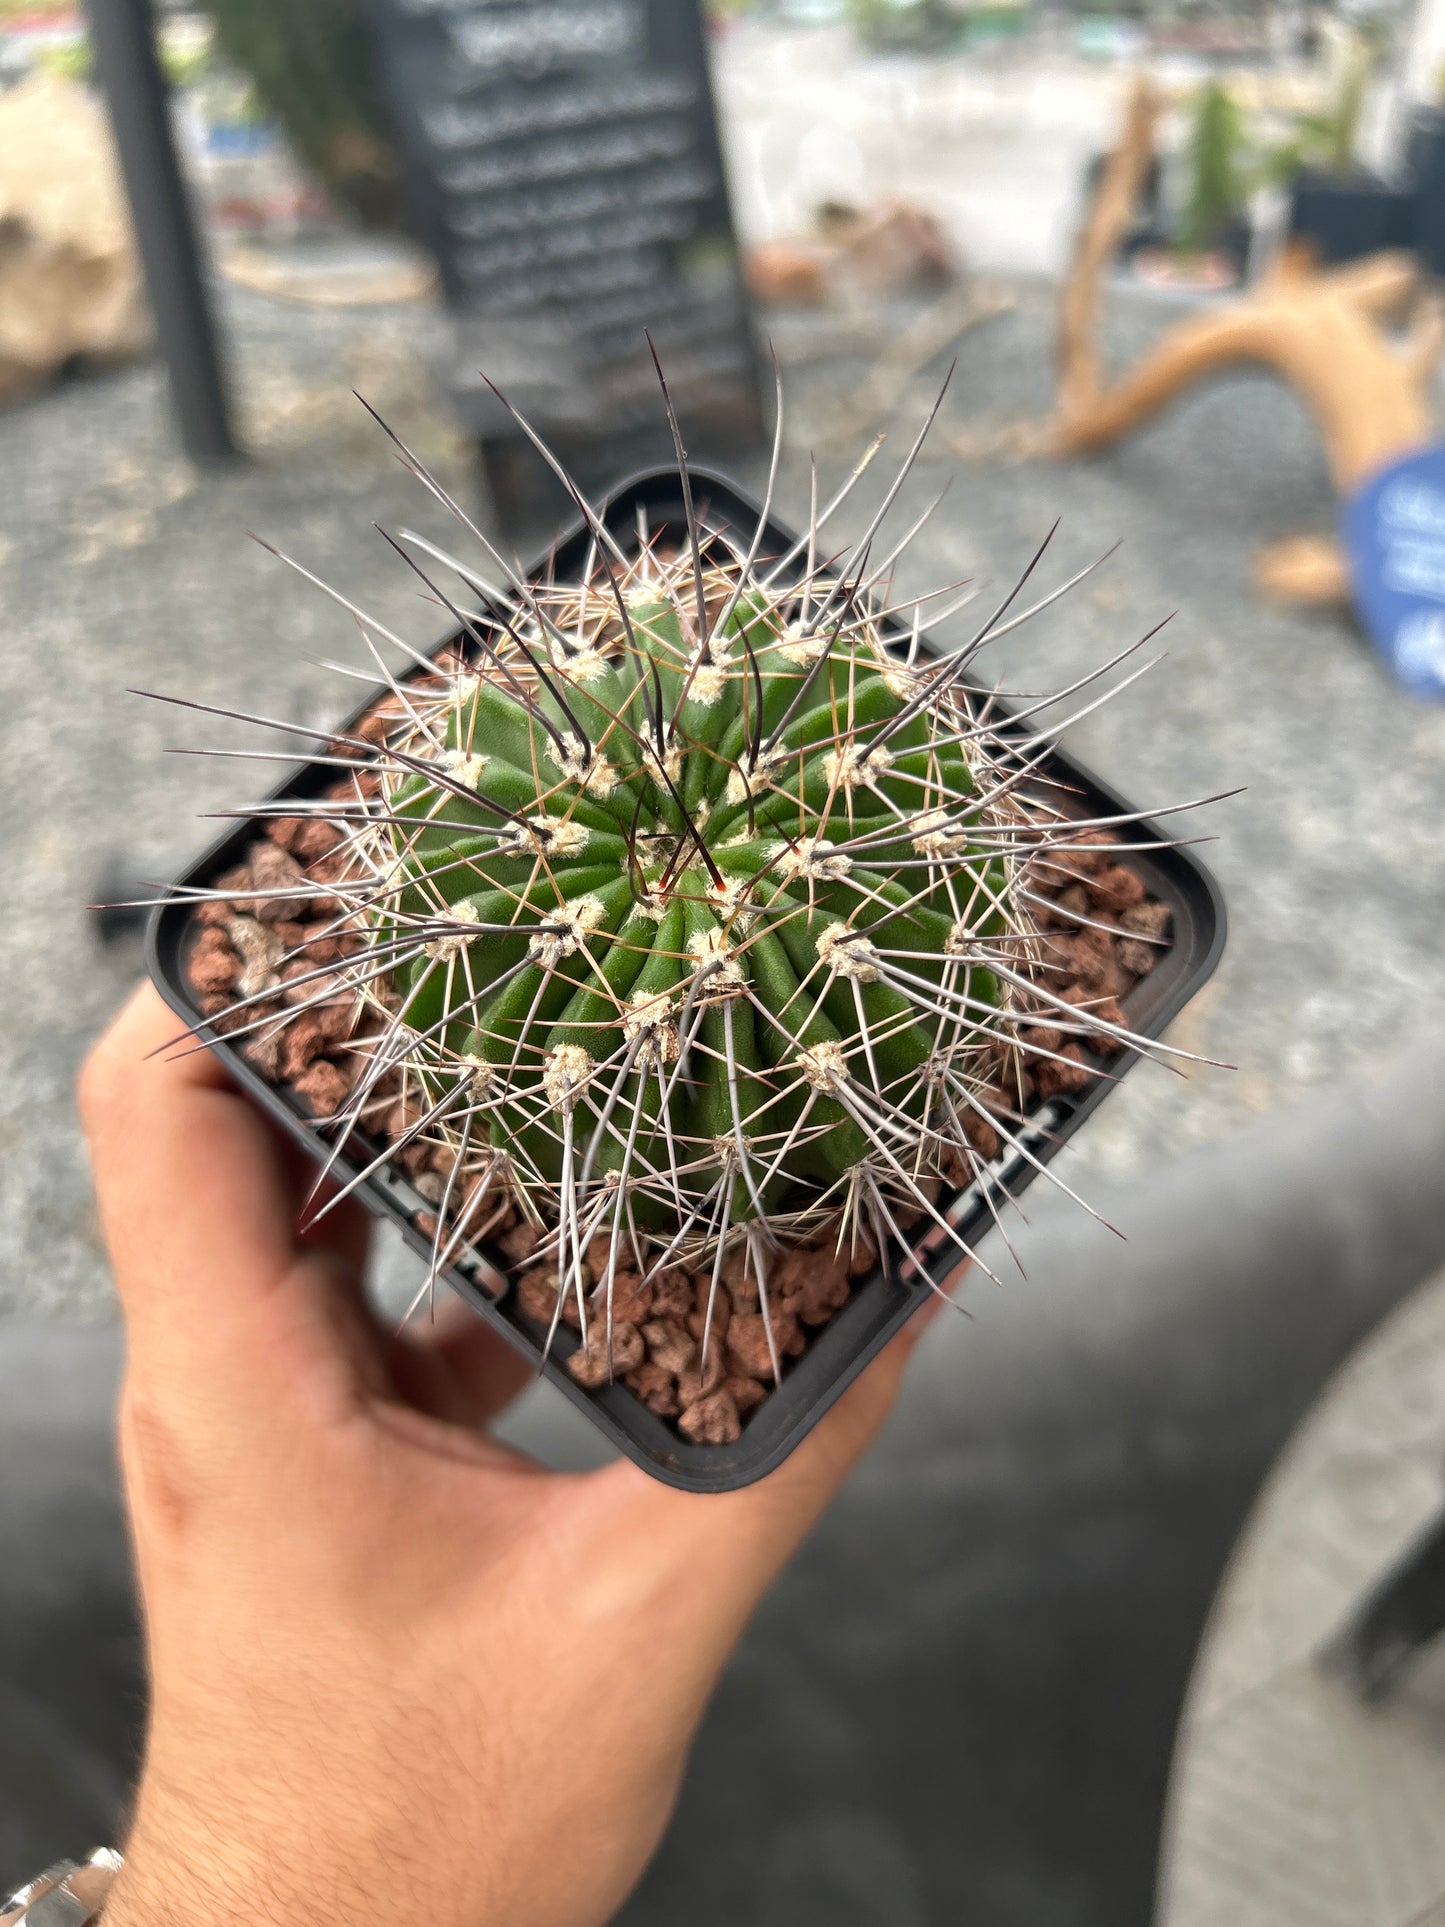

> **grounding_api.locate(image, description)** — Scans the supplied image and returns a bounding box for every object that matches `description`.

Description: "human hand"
[80,985,939,1927]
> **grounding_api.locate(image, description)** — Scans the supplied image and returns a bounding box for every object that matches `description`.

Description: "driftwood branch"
[1056,78,1162,427]
[1059,241,1431,493]
[1054,86,1442,603]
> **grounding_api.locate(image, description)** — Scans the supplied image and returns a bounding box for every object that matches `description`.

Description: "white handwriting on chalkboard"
[446,163,714,238]
[435,122,693,194]
[446,3,642,74]
[455,203,696,280]
[575,279,739,338]
[421,71,695,150]
[463,250,660,308]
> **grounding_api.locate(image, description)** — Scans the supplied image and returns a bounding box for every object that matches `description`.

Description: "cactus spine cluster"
[172,382,1189,1370]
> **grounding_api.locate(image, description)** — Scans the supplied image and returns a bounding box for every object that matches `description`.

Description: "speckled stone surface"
[2,276,1442,1316]
[0,290,468,1317]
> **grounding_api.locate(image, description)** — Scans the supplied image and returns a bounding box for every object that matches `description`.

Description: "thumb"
[81,984,375,1446]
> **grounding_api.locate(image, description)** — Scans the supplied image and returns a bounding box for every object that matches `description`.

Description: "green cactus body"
[361,540,1024,1277]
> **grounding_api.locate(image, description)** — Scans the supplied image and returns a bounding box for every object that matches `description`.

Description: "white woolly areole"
[643,741,684,784]
[725,744,785,805]
[530,893,606,964]
[795,1038,850,1090]
[878,657,922,700]
[634,878,670,921]
[911,808,970,858]
[425,897,480,960]
[451,673,479,708]
[547,732,590,782]
[458,1050,497,1096]
[823,741,893,794]
[543,1042,594,1109]
[689,924,745,995]
[501,815,589,860]
[707,874,752,920]
[372,851,410,898]
[817,921,880,981]
[944,917,978,959]
[778,620,828,666]
[547,733,618,798]
[687,662,727,707]
[775,837,852,884]
[439,748,488,790]
[623,989,680,1063]
[555,644,611,685]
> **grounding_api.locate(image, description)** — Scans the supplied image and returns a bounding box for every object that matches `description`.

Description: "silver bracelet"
[1,1850,123,1926]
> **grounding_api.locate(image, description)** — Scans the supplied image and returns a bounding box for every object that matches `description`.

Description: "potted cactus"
[1126,82,1253,292]
[149,383,1224,1489]
[1173,81,1252,283]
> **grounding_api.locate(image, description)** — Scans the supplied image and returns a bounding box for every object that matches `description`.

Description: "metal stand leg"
[83,0,242,467]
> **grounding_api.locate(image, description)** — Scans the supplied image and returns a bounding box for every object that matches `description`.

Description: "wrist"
[102,1803,283,1927]
[105,1787,474,1927]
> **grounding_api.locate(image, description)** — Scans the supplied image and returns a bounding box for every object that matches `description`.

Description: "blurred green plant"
[201,0,405,229]
[848,0,956,50]
[1177,80,1249,254]
[1259,35,1373,184]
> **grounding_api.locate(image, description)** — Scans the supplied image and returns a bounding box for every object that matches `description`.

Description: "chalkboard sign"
[1342,443,1445,700]
[364,0,761,499]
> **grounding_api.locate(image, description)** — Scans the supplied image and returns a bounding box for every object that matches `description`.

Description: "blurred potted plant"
[848,0,956,50]
[202,0,405,229]
[1176,81,1253,278]
[1133,80,1253,290]
[1401,68,1445,278]
[1278,35,1412,265]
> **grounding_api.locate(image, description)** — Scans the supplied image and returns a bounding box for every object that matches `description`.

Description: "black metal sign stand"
[84,0,241,468]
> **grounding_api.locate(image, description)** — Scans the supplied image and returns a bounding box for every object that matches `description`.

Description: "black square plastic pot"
[1288,168,1414,267]
[149,469,1226,1492]
[1404,107,1445,279]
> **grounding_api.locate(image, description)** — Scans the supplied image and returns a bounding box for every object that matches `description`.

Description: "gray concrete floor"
[4,279,1445,1919]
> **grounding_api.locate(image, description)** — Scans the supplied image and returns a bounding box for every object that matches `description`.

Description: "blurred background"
[3,0,1445,1920]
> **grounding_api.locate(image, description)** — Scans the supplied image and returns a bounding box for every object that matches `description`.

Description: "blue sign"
[1342,443,1445,698]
